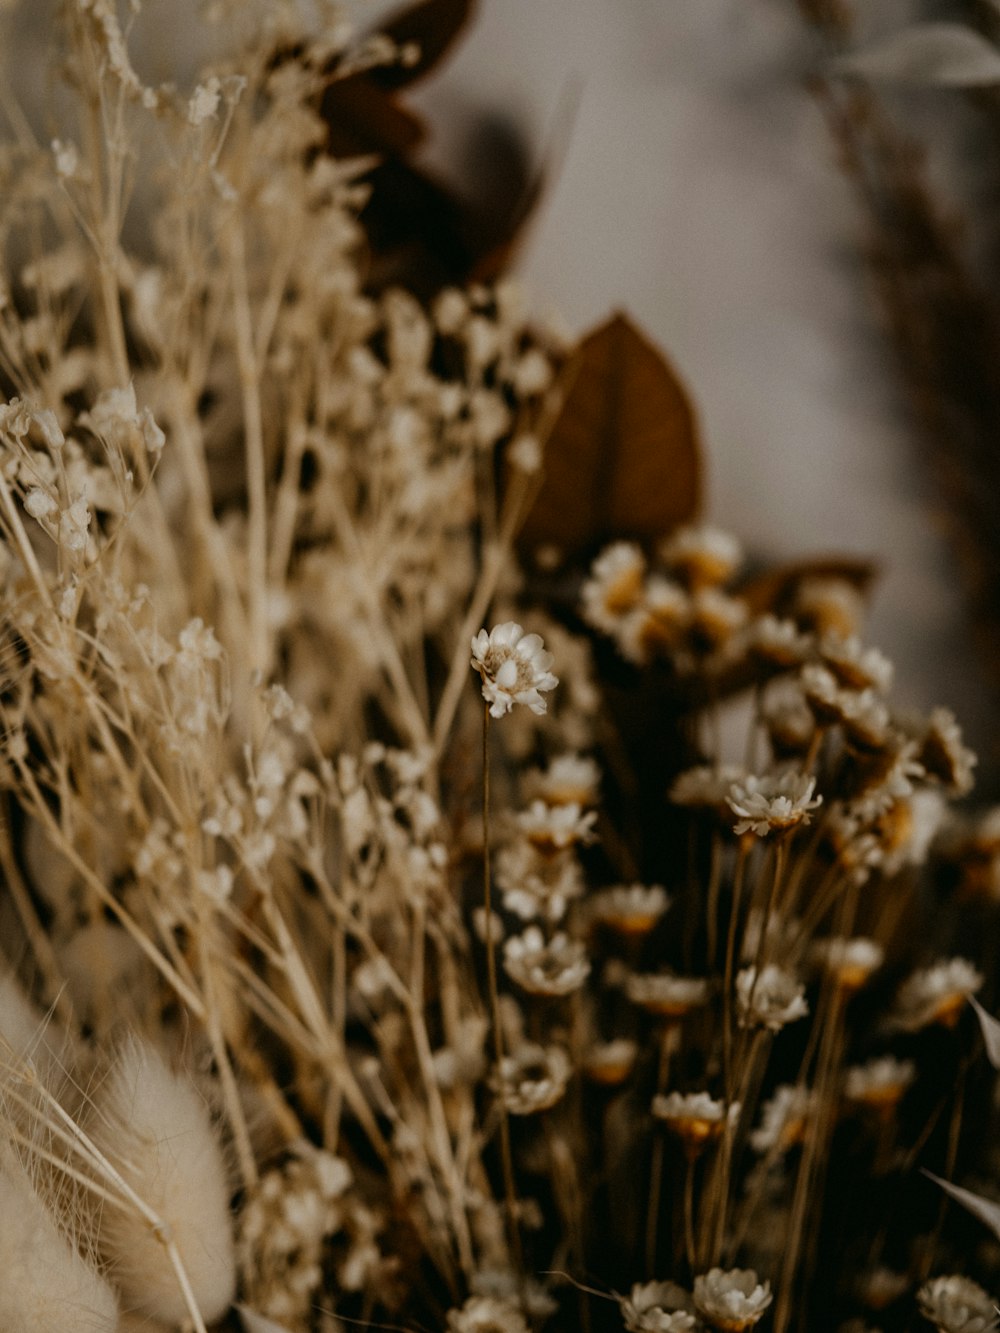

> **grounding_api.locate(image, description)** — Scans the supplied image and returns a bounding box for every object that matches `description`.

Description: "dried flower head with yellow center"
[736,965,809,1032]
[620,1280,698,1332]
[728,771,821,838]
[580,542,647,633]
[844,1056,915,1114]
[891,958,983,1032]
[661,524,742,589]
[626,971,710,1021]
[591,883,671,937]
[652,1090,740,1157]
[918,1275,998,1333]
[470,622,558,719]
[502,927,590,997]
[693,1268,773,1332]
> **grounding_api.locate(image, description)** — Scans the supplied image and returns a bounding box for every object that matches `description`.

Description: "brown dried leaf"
[519,312,702,558]
[366,0,477,91]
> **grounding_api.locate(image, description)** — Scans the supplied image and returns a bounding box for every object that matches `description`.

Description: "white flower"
[620,1281,698,1332]
[626,971,710,1019]
[844,1056,915,1109]
[591,883,671,936]
[581,542,647,634]
[728,771,822,837]
[493,1042,572,1116]
[583,1038,638,1087]
[470,622,558,718]
[514,799,596,854]
[820,634,894,693]
[918,1275,998,1333]
[652,1091,739,1153]
[812,936,884,992]
[891,958,983,1032]
[494,840,583,922]
[660,524,742,588]
[736,965,808,1032]
[446,1295,529,1333]
[744,614,813,668]
[693,1268,772,1331]
[918,707,977,796]
[502,927,590,996]
[750,1084,817,1154]
[527,752,601,807]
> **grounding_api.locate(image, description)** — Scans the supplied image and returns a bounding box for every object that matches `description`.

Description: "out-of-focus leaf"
[832,23,1000,87]
[237,1306,294,1333]
[738,556,879,618]
[971,995,1000,1068]
[519,313,702,558]
[923,1170,1000,1241]
[366,0,477,91]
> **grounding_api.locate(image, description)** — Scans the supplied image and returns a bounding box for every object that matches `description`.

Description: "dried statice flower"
[493,1042,572,1115]
[471,622,558,718]
[693,1268,773,1331]
[660,524,742,589]
[652,1091,740,1154]
[918,1275,998,1333]
[88,1038,236,1324]
[591,883,672,937]
[749,1084,816,1154]
[626,971,711,1020]
[620,1279,698,1332]
[844,1056,916,1111]
[502,927,590,996]
[728,771,821,837]
[891,958,983,1032]
[581,542,647,634]
[446,1294,529,1333]
[736,965,809,1032]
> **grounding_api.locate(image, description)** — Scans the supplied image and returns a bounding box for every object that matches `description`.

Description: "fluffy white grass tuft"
[89,1037,236,1324]
[0,1156,119,1332]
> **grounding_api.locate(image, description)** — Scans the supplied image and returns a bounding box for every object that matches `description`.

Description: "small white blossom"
[620,1281,698,1332]
[918,1275,998,1333]
[728,771,822,837]
[471,622,558,718]
[694,1268,772,1331]
[736,965,808,1032]
[502,927,590,996]
[891,958,983,1032]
